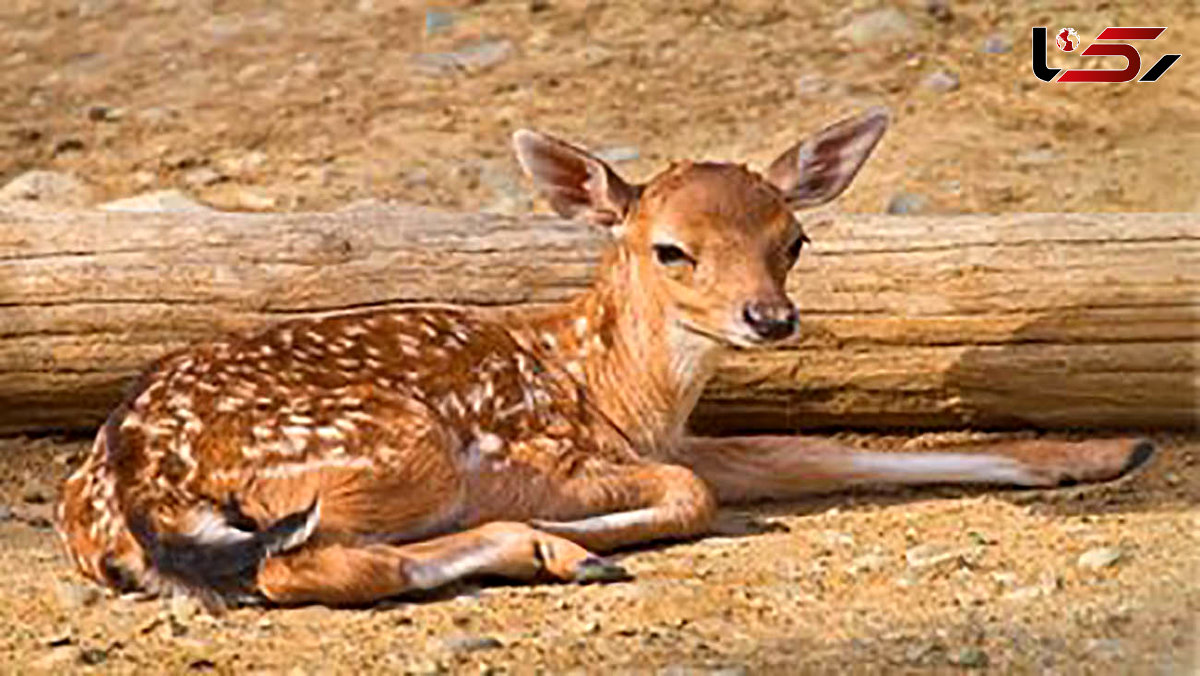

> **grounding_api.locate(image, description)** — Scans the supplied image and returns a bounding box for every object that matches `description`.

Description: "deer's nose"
[742,301,798,341]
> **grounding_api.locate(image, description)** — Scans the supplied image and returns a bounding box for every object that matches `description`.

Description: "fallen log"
[0,202,1195,436]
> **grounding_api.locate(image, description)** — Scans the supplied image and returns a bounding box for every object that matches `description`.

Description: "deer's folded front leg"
[529,463,718,552]
[257,521,627,606]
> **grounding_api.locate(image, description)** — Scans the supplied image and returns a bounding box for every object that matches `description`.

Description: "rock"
[1077,547,1123,570]
[413,40,514,76]
[921,70,960,93]
[952,647,989,668]
[31,647,77,670]
[438,634,502,653]
[79,647,108,666]
[925,0,953,22]
[85,105,124,122]
[1016,147,1060,165]
[1163,472,1181,487]
[55,581,102,609]
[0,170,95,207]
[52,138,86,156]
[528,0,551,12]
[230,187,278,211]
[594,146,640,163]
[22,481,51,504]
[846,553,889,575]
[99,189,214,213]
[0,503,12,521]
[904,543,973,571]
[835,9,914,46]
[981,34,1012,53]
[886,191,928,214]
[424,10,455,35]
[183,166,225,189]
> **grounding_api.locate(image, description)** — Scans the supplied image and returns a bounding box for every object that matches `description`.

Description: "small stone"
[886,191,928,214]
[905,543,972,570]
[1163,472,1181,487]
[22,481,51,504]
[981,34,1012,53]
[413,39,513,76]
[0,170,95,207]
[528,0,551,12]
[32,647,76,670]
[1077,547,1123,570]
[79,647,108,665]
[921,70,960,93]
[835,9,914,46]
[846,553,889,575]
[953,647,989,668]
[86,105,124,122]
[925,0,953,22]
[439,634,502,653]
[424,10,455,35]
[594,146,640,163]
[0,503,12,521]
[55,581,102,609]
[231,187,278,211]
[184,166,225,189]
[100,189,213,213]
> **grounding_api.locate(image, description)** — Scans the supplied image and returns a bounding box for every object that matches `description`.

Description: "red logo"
[1032,26,1181,83]
[1056,28,1080,51]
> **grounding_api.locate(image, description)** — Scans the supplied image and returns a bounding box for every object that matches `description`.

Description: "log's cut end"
[0,206,1196,435]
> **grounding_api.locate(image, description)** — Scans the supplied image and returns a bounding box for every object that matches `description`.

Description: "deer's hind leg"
[255,521,626,605]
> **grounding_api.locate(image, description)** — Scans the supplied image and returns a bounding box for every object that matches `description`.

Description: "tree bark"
[0,202,1195,436]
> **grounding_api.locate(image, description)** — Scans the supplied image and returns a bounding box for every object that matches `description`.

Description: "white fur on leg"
[846,452,1042,487]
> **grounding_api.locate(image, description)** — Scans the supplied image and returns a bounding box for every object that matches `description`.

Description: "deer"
[56,108,1155,608]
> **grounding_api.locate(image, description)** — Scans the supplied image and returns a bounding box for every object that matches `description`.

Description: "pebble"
[424,10,455,35]
[413,40,514,76]
[438,634,502,653]
[952,647,989,668]
[0,170,96,207]
[1077,547,1123,570]
[22,481,51,504]
[85,104,124,122]
[183,166,225,189]
[886,191,928,214]
[905,543,973,571]
[835,9,914,46]
[981,34,1012,53]
[0,503,12,521]
[99,189,213,213]
[55,580,102,609]
[921,70,960,93]
[594,146,640,163]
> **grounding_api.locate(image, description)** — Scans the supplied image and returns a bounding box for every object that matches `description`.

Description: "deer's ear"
[512,130,639,227]
[765,107,889,210]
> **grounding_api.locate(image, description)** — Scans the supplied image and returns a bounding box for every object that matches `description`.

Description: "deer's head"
[514,109,888,349]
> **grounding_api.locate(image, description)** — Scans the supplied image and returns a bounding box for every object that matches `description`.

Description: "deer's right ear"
[512,130,638,227]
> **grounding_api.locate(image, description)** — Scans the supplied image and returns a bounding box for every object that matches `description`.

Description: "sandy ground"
[0,0,1197,673]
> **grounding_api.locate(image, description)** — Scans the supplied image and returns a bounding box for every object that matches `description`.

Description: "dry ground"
[0,0,1197,673]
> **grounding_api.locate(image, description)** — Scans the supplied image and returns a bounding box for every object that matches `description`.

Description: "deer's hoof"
[1118,438,1157,478]
[572,556,631,584]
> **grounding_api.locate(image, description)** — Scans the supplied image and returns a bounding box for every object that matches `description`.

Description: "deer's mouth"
[676,319,787,350]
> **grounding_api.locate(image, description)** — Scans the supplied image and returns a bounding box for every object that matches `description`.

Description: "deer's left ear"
[765,107,890,210]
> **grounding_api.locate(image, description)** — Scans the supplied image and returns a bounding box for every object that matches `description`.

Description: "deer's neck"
[508,247,724,459]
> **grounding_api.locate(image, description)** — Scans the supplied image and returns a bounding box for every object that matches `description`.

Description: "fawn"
[57,109,1154,607]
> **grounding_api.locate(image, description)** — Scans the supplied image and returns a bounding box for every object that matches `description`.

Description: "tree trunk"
[0,202,1195,436]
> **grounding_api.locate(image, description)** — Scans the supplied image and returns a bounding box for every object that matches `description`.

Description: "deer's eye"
[786,234,809,260]
[653,243,695,268]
